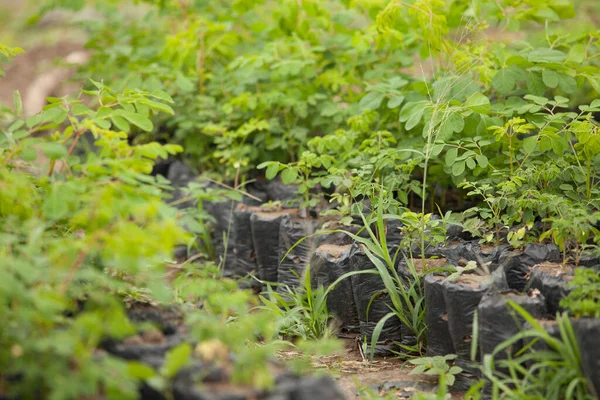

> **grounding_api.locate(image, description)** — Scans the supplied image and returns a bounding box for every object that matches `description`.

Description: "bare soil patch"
[298,339,467,399]
[0,41,85,112]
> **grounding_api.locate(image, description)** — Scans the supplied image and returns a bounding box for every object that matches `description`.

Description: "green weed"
[482,305,594,400]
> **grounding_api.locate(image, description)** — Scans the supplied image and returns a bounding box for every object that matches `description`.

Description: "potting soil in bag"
[478,244,512,271]
[398,258,449,279]
[428,242,510,275]
[207,199,238,276]
[232,204,260,277]
[267,374,347,400]
[309,244,359,332]
[477,290,547,399]
[528,264,574,316]
[276,215,320,291]
[499,243,560,291]
[384,218,404,254]
[478,290,547,358]
[266,178,299,204]
[244,182,268,206]
[437,241,481,265]
[250,209,299,284]
[424,273,455,357]
[397,258,448,349]
[103,303,187,370]
[166,161,201,260]
[578,253,600,271]
[318,228,357,247]
[175,367,346,400]
[349,244,402,355]
[522,319,561,360]
[442,272,507,375]
[167,160,198,209]
[102,331,186,370]
[574,318,600,398]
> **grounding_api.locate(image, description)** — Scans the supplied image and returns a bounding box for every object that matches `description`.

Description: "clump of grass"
[482,304,593,400]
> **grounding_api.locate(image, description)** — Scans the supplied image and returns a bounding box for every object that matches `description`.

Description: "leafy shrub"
[408,354,463,399]
[32,0,600,262]
[0,82,187,398]
[560,268,600,318]
[0,73,310,398]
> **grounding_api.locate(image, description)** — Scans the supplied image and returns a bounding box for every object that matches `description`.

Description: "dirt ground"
[327,340,433,399]
[282,338,466,399]
[0,41,85,110]
[0,0,99,114]
[0,0,87,113]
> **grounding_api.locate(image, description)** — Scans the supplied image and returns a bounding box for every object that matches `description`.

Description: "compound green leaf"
[445,147,458,166]
[265,162,280,180]
[527,71,546,96]
[567,44,586,64]
[39,142,67,160]
[405,107,424,130]
[143,100,174,115]
[557,74,576,94]
[451,160,465,176]
[466,157,476,170]
[542,69,559,88]
[111,116,130,132]
[127,361,156,380]
[492,69,516,95]
[464,93,491,114]
[387,95,405,109]
[528,48,566,63]
[447,112,465,133]
[119,111,153,132]
[150,90,174,104]
[476,154,488,168]
[281,167,298,184]
[359,92,384,111]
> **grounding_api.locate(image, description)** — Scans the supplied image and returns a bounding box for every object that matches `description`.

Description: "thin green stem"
[509,133,514,176]
[586,157,591,201]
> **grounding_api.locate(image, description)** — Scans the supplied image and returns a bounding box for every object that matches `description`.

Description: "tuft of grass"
[341,195,428,360]
[257,265,377,341]
[481,304,594,400]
